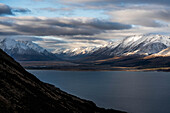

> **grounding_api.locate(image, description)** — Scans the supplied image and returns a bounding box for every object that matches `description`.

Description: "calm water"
[28,70,170,113]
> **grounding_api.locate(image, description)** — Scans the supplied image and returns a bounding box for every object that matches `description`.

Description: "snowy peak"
[0,38,47,54]
[53,46,99,55]
[107,34,170,56]
[53,34,170,60]
[53,46,100,59]
[0,38,19,50]
[122,34,170,48]
[0,38,59,61]
[20,41,46,53]
[75,34,170,60]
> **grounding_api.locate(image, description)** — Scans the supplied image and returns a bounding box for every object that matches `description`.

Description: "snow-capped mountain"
[89,34,170,59]
[0,38,59,61]
[54,34,170,60]
[53,46,100,60]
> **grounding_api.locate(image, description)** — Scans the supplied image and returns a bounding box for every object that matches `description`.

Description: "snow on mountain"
[122,34,170,55]
[51,34,170,60]
[0,38,46,54]
[0,38,59,61]
[91,34,170,58]
[53,46,100,60]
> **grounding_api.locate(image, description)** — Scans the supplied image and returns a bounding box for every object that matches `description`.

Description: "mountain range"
[53,34,170,61]
[0,38,60,61]
[52,34,170,71]
[1,34,170,70]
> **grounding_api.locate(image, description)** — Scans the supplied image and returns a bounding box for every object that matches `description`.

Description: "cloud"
[12,8,31,13]
[59,0,170,15]
[0,16,132,36]
[0,3,31,16]
[2,0,170,50]
[0,3,13,15]
[61,0,170,6]
[87,19,131,30]
[108,6,170,27]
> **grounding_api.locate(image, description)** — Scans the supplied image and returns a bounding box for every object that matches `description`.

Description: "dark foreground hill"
[0,49,125,113]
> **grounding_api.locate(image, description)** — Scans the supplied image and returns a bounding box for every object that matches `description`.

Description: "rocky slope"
[0,49,125,113]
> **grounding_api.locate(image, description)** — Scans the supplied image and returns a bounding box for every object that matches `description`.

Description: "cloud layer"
[62,0,170,6]
[0,16,131,36]
[108,7,170,27]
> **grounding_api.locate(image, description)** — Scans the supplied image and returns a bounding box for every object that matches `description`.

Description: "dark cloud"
[0,17,132,36]
[0,31,19,35]
[12,8,31,13]
[0,3,13,15]
[0,3,31,16]
[0,21,13,26]
[87,19,131,30]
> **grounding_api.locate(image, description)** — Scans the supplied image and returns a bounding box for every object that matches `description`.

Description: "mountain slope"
[0,38,60,61]
[153,47,170,56]
[0,49,125,113]
[53,46,100,60]
[53,34,170,61]
[81,34,170,61]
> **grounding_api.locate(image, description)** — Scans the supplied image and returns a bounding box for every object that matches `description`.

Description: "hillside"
[0,49,125,113]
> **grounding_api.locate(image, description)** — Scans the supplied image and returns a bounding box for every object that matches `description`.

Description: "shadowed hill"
[0,49,125,113]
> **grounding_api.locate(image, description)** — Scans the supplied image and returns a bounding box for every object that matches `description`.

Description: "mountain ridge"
[0,38,60,61]
[76,34,170,61]
[53,34,170,61]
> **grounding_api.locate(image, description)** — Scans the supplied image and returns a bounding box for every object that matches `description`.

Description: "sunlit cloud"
[1,0,170,50]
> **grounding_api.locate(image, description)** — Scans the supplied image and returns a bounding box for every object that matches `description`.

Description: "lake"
[28,70,170,113]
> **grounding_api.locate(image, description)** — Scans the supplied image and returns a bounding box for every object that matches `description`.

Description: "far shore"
[25,66,170,72]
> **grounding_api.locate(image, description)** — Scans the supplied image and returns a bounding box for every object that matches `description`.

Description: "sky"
[0,0,170,51]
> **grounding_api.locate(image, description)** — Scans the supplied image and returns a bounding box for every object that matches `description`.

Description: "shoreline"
[25,66,170,72]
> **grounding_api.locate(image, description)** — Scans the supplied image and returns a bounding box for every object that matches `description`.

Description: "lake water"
[28,70,170,113]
